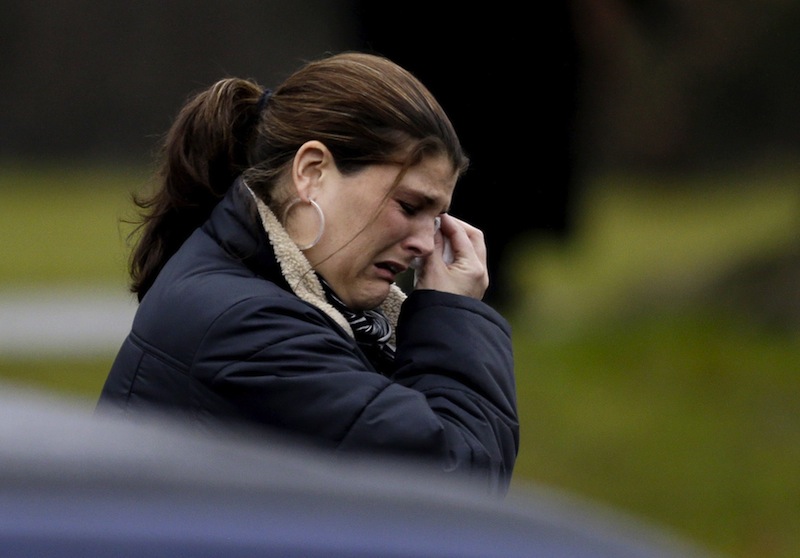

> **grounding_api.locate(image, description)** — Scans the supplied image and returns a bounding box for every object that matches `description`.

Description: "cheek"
[334,207,408,263]
[374,209,410,240]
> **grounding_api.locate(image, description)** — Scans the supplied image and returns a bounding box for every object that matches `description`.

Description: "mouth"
[375,261,406,279]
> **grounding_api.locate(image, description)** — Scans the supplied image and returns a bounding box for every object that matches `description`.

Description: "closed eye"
[398,201,419,216]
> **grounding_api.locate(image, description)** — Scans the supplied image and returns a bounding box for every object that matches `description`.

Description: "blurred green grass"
[1,163,799,558]
[0,162,144,286]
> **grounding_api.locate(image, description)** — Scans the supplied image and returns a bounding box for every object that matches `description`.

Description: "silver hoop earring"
[282,198,325,251]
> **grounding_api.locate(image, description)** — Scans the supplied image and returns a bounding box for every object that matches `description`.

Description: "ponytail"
[129,78,264,299]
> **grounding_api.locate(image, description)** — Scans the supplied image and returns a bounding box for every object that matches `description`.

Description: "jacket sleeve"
[197,289,518,495]
[391,290,518,493]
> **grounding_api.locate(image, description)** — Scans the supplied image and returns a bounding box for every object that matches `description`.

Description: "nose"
[404,216,439,257]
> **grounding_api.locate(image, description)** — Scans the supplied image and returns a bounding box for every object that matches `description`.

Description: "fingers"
[414,214,489,299]
[439,214,487,268]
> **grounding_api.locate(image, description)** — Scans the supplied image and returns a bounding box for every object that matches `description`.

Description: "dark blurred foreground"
[0,384,718,558]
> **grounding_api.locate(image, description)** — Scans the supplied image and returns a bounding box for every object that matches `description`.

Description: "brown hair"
[128,51,468,299]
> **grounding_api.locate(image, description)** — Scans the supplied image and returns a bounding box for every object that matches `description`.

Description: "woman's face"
[307,153,457,310]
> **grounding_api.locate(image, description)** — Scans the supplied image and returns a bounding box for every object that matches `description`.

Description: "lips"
[375,261,406,280]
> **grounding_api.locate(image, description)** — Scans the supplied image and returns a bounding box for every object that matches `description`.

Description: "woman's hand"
[413,214,489,300]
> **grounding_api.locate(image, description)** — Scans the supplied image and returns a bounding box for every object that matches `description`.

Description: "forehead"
[394,154,458,200]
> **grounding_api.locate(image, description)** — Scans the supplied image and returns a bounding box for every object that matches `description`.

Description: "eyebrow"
[399,188,450,214]
[423,193,450,213]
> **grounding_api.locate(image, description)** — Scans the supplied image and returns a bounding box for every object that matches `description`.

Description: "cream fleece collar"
[243,183,406,343]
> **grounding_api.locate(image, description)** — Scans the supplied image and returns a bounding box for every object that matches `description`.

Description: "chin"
[354,286,390,311]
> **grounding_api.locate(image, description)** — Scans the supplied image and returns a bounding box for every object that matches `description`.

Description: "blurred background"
[1,1,798,557]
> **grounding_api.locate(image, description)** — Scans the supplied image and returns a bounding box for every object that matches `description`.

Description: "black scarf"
[319,277,396,373]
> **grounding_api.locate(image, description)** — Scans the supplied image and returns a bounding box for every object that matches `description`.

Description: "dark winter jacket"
[97,179,519,493]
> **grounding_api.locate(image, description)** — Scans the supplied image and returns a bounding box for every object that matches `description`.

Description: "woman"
[97,52,518,494]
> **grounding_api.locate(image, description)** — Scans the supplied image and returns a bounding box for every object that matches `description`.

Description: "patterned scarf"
[318,277,396,372]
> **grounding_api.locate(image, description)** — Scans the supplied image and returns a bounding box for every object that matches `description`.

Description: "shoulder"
[140,271,340,337]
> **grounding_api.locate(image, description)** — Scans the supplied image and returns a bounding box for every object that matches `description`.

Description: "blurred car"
[0,384,715,558]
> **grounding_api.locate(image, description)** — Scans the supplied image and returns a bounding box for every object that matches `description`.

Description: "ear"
[291,140,332,201]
